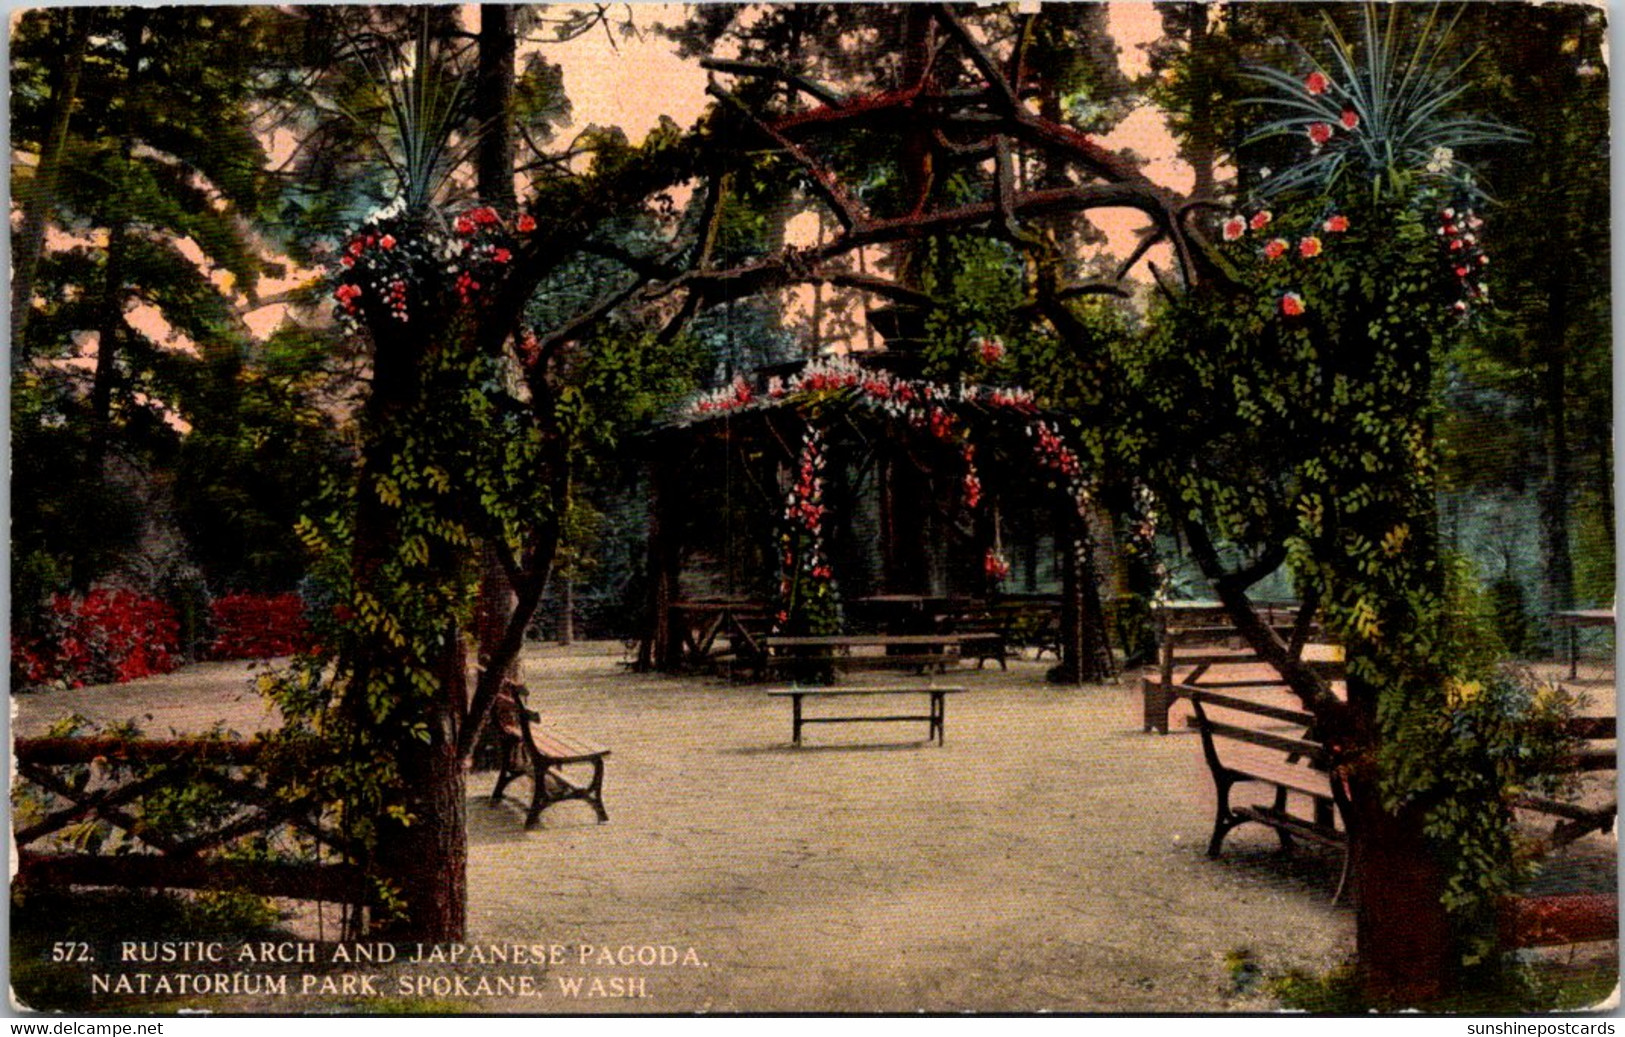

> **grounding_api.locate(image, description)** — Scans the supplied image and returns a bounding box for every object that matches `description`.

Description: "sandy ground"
[11,645,1617,1013]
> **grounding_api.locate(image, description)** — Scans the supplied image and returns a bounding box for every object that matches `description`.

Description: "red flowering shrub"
[12,589,182,690]
[209,593,312,660]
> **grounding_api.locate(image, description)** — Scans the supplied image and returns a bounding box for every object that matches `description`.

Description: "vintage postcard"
[9,2,1615,1017]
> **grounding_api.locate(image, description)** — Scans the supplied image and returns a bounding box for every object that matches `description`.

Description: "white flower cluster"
[364,196,409,225]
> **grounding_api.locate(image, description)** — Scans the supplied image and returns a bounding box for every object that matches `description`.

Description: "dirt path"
[15,644,1376,1012]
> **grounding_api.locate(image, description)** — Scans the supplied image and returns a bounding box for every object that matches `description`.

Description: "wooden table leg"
[931,692,945,745]
[792,693,803,746]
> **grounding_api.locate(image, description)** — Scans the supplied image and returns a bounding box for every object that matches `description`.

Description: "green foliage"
[1139,154,1578,956]
[1245,5,1527,202]
[1269,953,1616,1013]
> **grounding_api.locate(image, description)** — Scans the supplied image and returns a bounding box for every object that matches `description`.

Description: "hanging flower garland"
[1435,201,1492,316]
[682,355,1165,624]
[776,423,838,634]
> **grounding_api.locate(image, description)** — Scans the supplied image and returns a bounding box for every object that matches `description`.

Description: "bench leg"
[1271,788,1295,852]
[490,739,523,804]
[524,767,551,829]
[1208,774,1241,857]
[1142,678,1174,735]
[584,756,609,824]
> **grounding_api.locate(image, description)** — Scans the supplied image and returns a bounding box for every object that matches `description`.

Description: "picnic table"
[671,598,771,669]
[766,685,966,746]
[1551,608,1615,679]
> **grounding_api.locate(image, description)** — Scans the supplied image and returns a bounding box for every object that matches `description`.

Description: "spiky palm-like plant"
[338,10,474,217]
[1243,4,1526,201]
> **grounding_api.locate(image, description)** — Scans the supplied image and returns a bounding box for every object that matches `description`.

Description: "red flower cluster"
[974,336,1005,364]
[962,443,983,509]
[334,282,362,313]
[332,203,531,330]
[13,589,182,690]
[210,592,312,660]
[692,377,756,415]
[1438,205,1491,315]
[984,549,1011,582]
[1032,422,1082,478]
[1221,211,1272,243]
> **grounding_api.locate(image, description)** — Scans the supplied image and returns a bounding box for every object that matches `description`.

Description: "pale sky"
[545,2,1187,255]
[127,4,1189,349]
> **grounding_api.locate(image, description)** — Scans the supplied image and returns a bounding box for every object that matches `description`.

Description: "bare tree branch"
[707,80,869,232]
[698,58,844,107]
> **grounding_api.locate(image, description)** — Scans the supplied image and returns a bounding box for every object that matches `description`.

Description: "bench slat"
[1203,719,1327,763]
[1182,687,1315,726]
[1224,753,1335,800]
[1231,805,1342,846]
[765,686,965,697]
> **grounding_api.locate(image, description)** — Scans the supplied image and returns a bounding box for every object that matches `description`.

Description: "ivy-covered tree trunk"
[373,628,469,941]
[339,327,472,940]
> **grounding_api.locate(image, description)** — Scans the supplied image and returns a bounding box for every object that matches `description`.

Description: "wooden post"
[641,451,685,671]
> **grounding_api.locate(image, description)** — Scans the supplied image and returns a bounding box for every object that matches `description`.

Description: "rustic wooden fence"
[13,735,367,925]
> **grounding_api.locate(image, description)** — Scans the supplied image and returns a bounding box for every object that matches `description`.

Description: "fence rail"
[12,735,366,913]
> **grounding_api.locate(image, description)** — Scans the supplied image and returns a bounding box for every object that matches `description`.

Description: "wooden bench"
[766,685,965,746]
[1187,687,1350,900]
[489,682,610,828]
[1144,634,1342,734]
[759,634,963,680]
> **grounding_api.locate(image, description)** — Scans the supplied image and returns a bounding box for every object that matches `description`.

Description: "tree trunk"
[1537,270,1574,631]
[86,7,148,480]
[1052,504,1114,683]
[476,6,516,210]
[1345,768,1456,1004]
[11,8,91,356]
[374,629,468,941]
[643,454,685,671]
[559,579,575,645]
